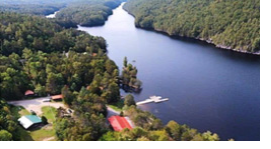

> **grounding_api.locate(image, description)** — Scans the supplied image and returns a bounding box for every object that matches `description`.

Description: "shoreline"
[122,8,260,56]
[45,2,124,28]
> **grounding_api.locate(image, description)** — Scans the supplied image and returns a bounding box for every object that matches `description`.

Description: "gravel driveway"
[8,97,66,115]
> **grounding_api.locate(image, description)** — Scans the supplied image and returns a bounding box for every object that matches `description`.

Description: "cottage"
[18,115,42,129]
[108,115,134,131]
[24,90,34,96]
[51,94,63,100]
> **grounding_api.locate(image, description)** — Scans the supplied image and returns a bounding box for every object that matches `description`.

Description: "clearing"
[8,96,66,115]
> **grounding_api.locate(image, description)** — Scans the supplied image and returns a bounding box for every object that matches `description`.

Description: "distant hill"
[124,0,260,54]
[0,0,124,28]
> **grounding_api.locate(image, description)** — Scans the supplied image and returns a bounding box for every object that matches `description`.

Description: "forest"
[0,0,124,28]
[123,0,260,53]
[0,11,119,140]
[55,0,124,27]
[0,0,227,141]
[0,11,223,141]
[1,0,68,15]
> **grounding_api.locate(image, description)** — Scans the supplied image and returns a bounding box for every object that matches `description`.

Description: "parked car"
[67,109,73,114]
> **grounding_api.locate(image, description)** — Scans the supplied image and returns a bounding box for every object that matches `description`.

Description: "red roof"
[108,116,132,131]
[51,94,63,100]
[25,90,34,96]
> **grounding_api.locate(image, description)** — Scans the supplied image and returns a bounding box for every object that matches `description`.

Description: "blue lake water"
[78,3,260,141]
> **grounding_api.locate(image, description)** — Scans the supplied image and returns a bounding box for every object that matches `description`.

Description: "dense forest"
[55,0,124,27]
[1,0,68,15]
[0,0,124,28]
[0,11,119,140]
[0,100,22,141]
[0,12,113,99]
[0,0,227,141]
[123,0,260,54]
[0,11,223,141]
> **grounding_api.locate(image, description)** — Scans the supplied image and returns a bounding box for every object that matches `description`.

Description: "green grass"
[41,106,57,123]
[29,126,55,141]
[10,105,30,118]
[10,105,56,141]
[17,127,34,141]
[108,100,124,112]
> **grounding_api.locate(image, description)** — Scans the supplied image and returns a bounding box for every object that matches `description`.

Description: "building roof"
[51,94,63,100]
[108,116,133,131]
[18,115,42,129]
[25,90,34,96]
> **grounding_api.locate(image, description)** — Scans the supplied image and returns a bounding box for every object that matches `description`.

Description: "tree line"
[55,0,124,27]
[0,0,125,28]
[0,0,67,16]
[123,0,260,53]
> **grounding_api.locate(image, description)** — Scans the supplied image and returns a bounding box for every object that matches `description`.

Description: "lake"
[77,3,260,141]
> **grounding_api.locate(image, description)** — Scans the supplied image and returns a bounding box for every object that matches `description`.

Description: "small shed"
[25,90,34,96]
[108,115,133,131]
[51,94,63,100]
[18,115,42,129]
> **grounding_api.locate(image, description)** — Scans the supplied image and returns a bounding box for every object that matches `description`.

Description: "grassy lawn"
[10,105,57,141]
[10,106,30,118]
[108,100,124,112]
[29,126,55,141]
[29,105,57,141]
[41,106,57,123]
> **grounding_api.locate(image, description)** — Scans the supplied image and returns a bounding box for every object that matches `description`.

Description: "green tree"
[107,82,120,103]
[0,130,12,141]
[165,120,181,140]
[61,86,74,105]
[124,94,136,106]
[34,84,46,96]
[202,131,220,141]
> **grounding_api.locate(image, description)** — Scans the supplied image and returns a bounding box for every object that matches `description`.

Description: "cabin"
[24,90,35,96]
[51,94,63,101]
[108,115,134,131]
[18,115,42,129]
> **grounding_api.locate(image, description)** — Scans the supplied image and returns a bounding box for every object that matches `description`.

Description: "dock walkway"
[136,96,169,105]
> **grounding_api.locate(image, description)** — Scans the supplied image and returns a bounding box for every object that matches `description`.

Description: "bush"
[41,116,48,124]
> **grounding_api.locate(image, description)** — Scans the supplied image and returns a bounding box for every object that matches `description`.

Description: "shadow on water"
[137,26,260,63]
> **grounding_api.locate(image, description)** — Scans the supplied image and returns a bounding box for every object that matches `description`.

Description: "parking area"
[8,97,66,115]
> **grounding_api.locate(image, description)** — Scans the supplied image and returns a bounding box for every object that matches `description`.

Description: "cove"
[77,3,260,141]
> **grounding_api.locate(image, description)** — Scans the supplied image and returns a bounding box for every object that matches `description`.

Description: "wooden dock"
[136,96,169,105]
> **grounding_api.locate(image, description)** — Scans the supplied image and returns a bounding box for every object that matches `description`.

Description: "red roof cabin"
[51,94,63,100]
[25,90,34,96]
[108,115,133,131]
